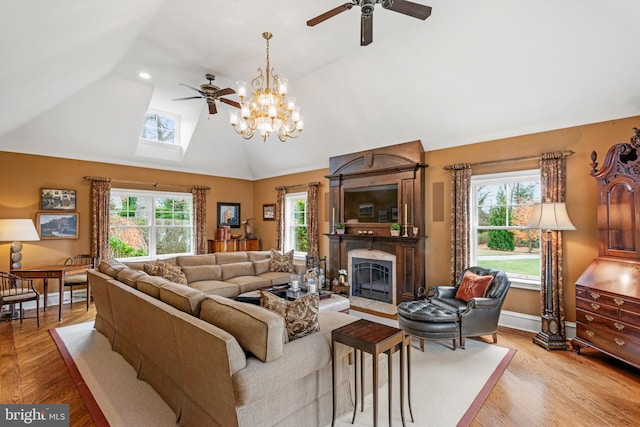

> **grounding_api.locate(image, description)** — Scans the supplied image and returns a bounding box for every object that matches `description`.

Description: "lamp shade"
[525,202,576,231]
[0,219,41,242]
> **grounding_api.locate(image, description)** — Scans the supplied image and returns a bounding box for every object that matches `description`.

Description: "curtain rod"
[443,150,574,170]
[83,176,210,190]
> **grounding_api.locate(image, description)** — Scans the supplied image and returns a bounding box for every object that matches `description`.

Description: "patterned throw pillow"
[455,271,494,302]
[268,248,294,273]
[260,291,320,341]
[144,260,188,285]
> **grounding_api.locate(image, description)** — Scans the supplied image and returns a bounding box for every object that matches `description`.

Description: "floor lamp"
[525,202,576,350]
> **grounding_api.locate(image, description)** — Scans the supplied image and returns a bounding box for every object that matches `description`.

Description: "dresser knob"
[585,330,595,338]
[590,292,600,300]
[613,298,624,306]
[614,337,625,347]
[585,314,594,322]
[614,322,624,331]
[590,303,600,310]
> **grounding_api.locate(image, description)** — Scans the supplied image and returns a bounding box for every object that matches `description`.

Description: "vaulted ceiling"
[1,1,639,180]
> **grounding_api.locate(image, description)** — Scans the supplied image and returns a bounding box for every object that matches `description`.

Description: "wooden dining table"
[11,264,92,321]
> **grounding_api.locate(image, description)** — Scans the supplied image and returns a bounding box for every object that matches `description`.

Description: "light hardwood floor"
[2,302,640,426]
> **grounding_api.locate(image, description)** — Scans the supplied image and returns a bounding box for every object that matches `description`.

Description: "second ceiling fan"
[307,0,432,46]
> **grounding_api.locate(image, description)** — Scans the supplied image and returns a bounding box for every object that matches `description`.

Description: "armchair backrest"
[456,266,511,300]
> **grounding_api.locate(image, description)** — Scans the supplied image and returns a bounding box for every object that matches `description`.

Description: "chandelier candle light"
[230,32,303,142]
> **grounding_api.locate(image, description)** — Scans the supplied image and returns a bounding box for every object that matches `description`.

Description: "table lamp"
[525,202,575,350]
[0,219,40,270]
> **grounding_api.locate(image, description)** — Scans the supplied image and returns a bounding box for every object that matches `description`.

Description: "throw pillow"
[455,271,494,302]
[269,248,294,273]
[144,260,188,285]
[260,291,320,341]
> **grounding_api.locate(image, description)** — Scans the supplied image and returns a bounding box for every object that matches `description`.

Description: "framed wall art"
[263,204,275,221]
[217,202,241,228]
[36,213,79,239]
[358,203,374,218]
[40,188,76,211]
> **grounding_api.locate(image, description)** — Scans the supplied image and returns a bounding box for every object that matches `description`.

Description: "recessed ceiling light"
[139,72,151,79]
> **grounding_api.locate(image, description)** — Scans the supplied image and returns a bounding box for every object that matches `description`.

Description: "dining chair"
[63,255,97,310]
[1,271,40,327]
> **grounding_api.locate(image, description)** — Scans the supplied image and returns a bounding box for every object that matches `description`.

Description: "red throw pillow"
[455,271,494,302]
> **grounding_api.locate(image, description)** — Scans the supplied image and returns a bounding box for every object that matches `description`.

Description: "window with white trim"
[284,192,308,259]
[470,170,541,287]
[140,110,179,144]
[109,189,193,260]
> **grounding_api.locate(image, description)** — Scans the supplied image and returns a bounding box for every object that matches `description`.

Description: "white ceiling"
[1,0,640,180]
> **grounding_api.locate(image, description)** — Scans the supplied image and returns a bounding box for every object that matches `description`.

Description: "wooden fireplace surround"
[326,140,427,303]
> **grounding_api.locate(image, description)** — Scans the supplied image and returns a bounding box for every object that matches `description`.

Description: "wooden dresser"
[572,128,640,369]
[208,238,261,253]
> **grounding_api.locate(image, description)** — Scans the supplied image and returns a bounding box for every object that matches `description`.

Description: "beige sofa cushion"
[199,296,285,363]
[225,276,271,294]
[159,282,206,316]
[215,252,249,265]
[189,280,239,298]
[252,258,270,275]
[221,262,255,280]
[176,254,216,267]
[136,275,171,298]
[181,265,222,283]
[116,267,147,288]
[98,259,128,277]
[247,251,271,261]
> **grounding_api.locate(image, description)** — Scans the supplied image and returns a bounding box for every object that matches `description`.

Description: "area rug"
[51,320,515,427]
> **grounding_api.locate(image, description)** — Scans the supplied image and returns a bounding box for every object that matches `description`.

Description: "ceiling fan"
[307,0,432,46]
[172,73,240,115]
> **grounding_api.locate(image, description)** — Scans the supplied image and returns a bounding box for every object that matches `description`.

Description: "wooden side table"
[331,319,413,427]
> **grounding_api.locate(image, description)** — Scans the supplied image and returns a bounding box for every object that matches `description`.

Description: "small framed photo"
[217,202,241,228]
[36,213,79,239]
[40,188,76,211]
[263,204,275,221]
[359,203,374,218]
[391,207,399,221]
[377,209,388,222]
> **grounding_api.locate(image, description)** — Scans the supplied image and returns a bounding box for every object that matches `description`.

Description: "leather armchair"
[430,266,511,348]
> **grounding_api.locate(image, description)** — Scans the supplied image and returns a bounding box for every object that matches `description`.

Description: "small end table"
[331,319,413,427]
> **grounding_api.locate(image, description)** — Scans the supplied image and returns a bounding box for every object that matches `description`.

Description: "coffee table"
[235,284,332,304]
[331,319,413,427]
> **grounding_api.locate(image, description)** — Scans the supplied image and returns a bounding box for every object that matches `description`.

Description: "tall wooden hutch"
[572,128,640,368]
[326,141,427,303]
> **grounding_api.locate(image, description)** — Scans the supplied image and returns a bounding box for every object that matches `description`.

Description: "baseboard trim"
[499,310,576,340]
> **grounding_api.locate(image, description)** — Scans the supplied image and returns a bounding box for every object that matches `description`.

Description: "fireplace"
[348,249,396,304]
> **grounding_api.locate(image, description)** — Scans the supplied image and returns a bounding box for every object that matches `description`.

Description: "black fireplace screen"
[351,258,392,303]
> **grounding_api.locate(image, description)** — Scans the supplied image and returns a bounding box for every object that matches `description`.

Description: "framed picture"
[377,209,388,222]
[40,188,76,211]
[391,207,399,221]
[263,204,275,221]
[217,202,241,228]
[358,203,374,218]
[36,213,79,239]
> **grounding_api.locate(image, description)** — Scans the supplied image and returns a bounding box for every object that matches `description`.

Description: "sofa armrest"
[433,286,457,299]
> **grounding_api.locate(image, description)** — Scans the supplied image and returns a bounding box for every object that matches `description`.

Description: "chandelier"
[229,32,303,142]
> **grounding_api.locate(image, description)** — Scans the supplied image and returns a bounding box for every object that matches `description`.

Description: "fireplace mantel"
[326,141,427,304]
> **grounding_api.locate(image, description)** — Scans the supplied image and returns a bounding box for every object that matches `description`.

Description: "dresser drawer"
[620,308,640,330]
[577,308,640,342]
[576,322,640,363]
[576,297,619,318]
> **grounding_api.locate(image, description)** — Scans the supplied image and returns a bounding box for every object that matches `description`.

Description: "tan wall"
[0,152,253,292]
[425,116,640,321]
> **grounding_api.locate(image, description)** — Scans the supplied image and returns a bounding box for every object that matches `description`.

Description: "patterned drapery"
[275,186,287,251]
[192,186,207,254]
[90,178,111,261]
[540,151,569,338]
[449,164,472,284]
[306,182,320,258]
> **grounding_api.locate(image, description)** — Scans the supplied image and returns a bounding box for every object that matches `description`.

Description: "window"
[470,170,541,287]
[109,189,193,260]
[284,192,308,259]
[140,110,179,144]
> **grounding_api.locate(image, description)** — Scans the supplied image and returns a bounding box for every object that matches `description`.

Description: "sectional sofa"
[88,252,363,426]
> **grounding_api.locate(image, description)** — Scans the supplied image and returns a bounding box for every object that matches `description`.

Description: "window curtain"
[192,186,207,255]
[90,178,111,261]
[540,151,569,339]
[275,186,287,251]
[449,163,472,284]
[306,182,320,258]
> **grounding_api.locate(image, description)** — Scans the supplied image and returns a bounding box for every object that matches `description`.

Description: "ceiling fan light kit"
[307,0,432,46]
[229,32,303,142]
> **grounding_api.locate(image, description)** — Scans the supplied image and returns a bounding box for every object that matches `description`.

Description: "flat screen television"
[343,184,398,223]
